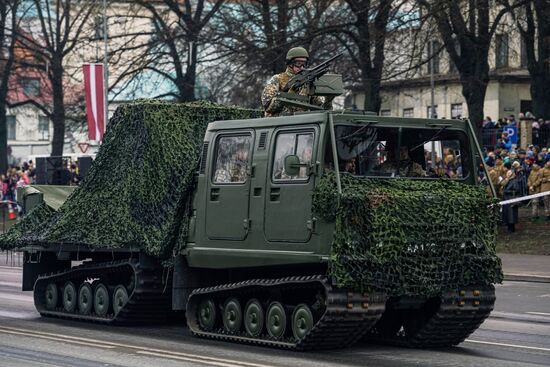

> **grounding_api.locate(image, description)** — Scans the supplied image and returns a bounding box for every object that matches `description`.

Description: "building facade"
[349,20,533,123]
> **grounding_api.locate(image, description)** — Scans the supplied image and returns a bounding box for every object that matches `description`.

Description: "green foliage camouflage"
[313,172,503,297]
[0,100,260,258]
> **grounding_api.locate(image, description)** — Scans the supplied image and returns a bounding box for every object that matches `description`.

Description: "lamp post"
[103,0,109,132]
[430,40,436,168]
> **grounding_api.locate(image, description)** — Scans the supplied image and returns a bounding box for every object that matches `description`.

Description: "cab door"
[206,133,253,240]
[264,128,317,242]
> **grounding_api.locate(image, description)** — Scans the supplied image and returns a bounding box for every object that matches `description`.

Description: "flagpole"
[103,0,108,138]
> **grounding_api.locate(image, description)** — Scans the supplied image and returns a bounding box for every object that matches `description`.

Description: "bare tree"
[512,0,550,120]
[336,0,415,112]
[417,0,522,133]
[10,0,99,156]
[211,0,341,107]
[0,0,19,172]
[133,0,225,101]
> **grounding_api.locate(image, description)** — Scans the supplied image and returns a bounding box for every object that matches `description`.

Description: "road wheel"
[222,298,242,334]
[292,304,314,341]
[62,281,77,312]
[94,283,110,317]
[244,299,264,337]
[266,301,286,339]
[198,298,217,331]
[78,282,93,315]
[44,282,58,310]
[112,285,128,315]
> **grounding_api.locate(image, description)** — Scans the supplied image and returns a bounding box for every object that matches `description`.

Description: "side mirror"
[284,155,302,177]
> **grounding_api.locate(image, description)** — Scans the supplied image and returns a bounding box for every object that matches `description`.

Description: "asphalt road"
[0,266,549,367]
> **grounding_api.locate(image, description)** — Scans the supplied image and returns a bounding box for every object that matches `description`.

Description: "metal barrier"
[1,250,23,267]
[482,127,550,151]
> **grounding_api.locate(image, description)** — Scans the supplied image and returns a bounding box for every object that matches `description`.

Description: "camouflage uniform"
[261,66,332,117]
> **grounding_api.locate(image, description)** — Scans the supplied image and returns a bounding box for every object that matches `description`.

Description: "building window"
[496,34,509,68]
[448,40,460,74]
[380,109,391,116]
[427,40,440,74]
[21,78,40,97]
[520,38,528,68]
[403,108,414,118]
[451,103,463,119]
[426,105,438,118]
[7,115,16,140]
[449,59,457,74]
[38,116,50,141]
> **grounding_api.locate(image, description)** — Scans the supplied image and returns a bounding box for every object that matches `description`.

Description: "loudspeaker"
[78,156,93,180]
[35,156,71,185]
[35,157,48,184]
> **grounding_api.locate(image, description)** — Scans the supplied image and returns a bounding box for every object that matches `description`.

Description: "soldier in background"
[261,47,333,117]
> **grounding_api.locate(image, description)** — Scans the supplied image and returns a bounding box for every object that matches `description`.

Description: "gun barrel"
[285,52,344,90]
[309,52,343,71]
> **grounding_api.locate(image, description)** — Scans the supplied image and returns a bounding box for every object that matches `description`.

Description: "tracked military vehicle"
[2,75,501,350]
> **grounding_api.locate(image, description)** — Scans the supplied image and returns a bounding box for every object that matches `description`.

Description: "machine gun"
[274,53,344,112]
[283,52,343,92]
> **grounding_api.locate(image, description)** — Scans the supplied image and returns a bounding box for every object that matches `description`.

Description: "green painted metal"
[78,283,93,315]
[244,299,264,337]
[62,281,77,312]
[45,282,58,310]
[266,302,287,339]
[112,285,128,315]
[222,298,242,334]
[198,298,217,331]
[94,283,110,317]
[292,304,314,340]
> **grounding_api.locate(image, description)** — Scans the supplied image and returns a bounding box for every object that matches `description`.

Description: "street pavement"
[499,253,550,283]
[1,253,550,366]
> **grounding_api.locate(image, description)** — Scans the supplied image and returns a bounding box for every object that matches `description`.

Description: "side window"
[422,139,466,179]
[272,131,314,181]
[212,135,251,184]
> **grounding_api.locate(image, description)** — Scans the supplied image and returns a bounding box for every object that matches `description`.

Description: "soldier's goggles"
[292,61,308,68]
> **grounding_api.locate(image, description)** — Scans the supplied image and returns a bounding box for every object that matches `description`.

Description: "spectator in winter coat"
[528,164,543,219]
[540,161,550,220]
[499,132,512,151]
[501,169,521,232]
[485,152,496,167]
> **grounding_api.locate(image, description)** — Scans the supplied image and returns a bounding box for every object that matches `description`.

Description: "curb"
[503,273,550,283]
[490,311,550,324]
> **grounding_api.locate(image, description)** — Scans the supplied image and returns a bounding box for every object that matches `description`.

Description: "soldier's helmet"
[286,47,309,63]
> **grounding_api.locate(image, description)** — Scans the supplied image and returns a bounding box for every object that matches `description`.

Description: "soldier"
[261,47,333,117]
[541,160,550,220]
[527,163,542,220]
[380,145,425,177]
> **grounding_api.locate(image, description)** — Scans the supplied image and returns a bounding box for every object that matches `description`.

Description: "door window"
[212,135,251,184]
[272,132,314,181]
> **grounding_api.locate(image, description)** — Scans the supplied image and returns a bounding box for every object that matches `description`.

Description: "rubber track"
[34,259,171,325]
[186,275,386,350]
[367,285,496,347]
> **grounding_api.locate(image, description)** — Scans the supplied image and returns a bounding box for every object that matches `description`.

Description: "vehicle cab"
[184,111,485,270]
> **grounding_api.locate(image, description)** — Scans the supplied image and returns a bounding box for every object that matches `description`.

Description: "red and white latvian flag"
[83,63,105,141]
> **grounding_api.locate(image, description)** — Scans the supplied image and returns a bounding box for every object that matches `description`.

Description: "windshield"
[329,125,470,179]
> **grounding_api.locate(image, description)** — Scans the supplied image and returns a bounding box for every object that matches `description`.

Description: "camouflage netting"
[0,100,260,259]
[314,172,503,297]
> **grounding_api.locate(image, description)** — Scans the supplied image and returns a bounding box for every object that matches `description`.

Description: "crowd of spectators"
[481,134,550,232]
[482,113,550,149]
[1,159,81,220]
[1,161,36,204]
